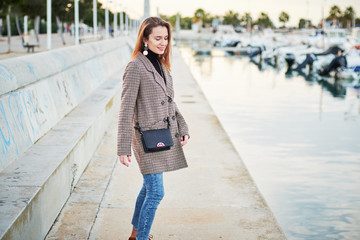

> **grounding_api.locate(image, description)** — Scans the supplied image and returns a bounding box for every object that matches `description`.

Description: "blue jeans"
[131,173,164,240]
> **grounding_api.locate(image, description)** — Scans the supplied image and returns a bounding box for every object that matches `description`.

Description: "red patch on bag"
[157,142,165,147]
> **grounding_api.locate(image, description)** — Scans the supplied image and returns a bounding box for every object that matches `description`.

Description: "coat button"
[161,100,165,105]
[172,115,176,121]
[168,97,172,103]
[175,133,179,138]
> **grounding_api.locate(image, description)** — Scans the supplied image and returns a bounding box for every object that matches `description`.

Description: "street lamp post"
[24,16,28,36]
[120,11,124,33]
[175,13,180,43]
[196,13,202,32]
[93,0,97,37]
[306,0,309,28]
[126,14,129,33]
[6,7,11,52]
[47,0,51,49]
[105,3,109,39]
[322,0,327,49]
[247,16,252,34]
[352,0,356,28]
[75,0,79,44]
[114,12,118,37]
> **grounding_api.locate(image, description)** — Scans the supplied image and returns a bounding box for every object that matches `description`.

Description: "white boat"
[212,25,243,47]
[341,49,360,81]
[305,28,347,49]
[346,27,360,50]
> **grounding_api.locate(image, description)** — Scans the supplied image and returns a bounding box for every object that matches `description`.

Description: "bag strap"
[165,116,171,128]
[134,117,171,135]
[134,123,143,135]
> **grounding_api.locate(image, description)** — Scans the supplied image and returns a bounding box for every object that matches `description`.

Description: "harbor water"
[179,48,360,240]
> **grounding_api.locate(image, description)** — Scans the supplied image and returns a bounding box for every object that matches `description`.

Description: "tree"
[168,15,178,27]
[255,12,274,29]
[241,12,252,29]
[204,14,215,27]
[193,8,212,27]
[193,8,205,23]
[298,18,312,29]
[51,0,75,45]
[160,14,193,30]
[20,0,47,43]
[59,0,105,26]
[181,17,192,29]
[327,5,341,27]
[342,6,355,29]
[160,14,179,28]
[223,10,240,26]
[279,11,289,28]
[0,0,23,52]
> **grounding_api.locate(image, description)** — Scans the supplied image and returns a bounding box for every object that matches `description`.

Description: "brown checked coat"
[117,53,189,175]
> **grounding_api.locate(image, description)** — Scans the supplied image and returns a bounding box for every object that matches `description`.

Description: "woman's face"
[144,26,168,55]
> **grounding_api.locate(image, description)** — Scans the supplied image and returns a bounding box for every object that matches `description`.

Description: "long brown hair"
[131,17,172,72]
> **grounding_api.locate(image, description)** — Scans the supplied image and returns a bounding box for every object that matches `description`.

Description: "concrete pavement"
[0,33,76,60]
[0,33,110,60]
[46,48,286,240]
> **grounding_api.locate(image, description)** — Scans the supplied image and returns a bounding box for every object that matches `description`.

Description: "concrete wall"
[0,40,131,171]
[0,38,133,240]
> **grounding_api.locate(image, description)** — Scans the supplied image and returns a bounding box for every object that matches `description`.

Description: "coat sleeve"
[117,61,140,156]
[174,102,190,138]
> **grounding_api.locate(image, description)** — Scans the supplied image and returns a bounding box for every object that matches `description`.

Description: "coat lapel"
[162,65,174,98]
[138,53,167,94]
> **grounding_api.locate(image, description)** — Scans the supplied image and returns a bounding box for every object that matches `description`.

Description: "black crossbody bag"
[134,117,174,153]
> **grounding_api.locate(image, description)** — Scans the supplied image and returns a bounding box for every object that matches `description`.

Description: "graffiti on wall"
[0,89,43,169]
[0,45,128,169]
[0,63,15,83]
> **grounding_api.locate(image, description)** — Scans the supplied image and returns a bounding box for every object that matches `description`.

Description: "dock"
[45,48,286,240]
[193,46,249,56]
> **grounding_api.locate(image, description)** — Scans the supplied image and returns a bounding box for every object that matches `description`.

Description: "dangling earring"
[143,43,148,55]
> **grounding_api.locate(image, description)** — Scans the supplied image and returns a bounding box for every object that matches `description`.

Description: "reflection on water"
[180,48,360,240]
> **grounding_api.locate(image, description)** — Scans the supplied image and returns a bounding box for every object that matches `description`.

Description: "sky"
[103,0,360,27]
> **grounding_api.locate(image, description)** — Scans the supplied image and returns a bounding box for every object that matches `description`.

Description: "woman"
[117,17,190,240]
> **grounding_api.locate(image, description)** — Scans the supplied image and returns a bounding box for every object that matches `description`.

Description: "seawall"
[0,38,132,239]
[0,39,131,170]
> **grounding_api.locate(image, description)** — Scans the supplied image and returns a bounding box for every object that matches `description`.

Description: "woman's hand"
[119,155,131,167]
[181,135,189,147]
